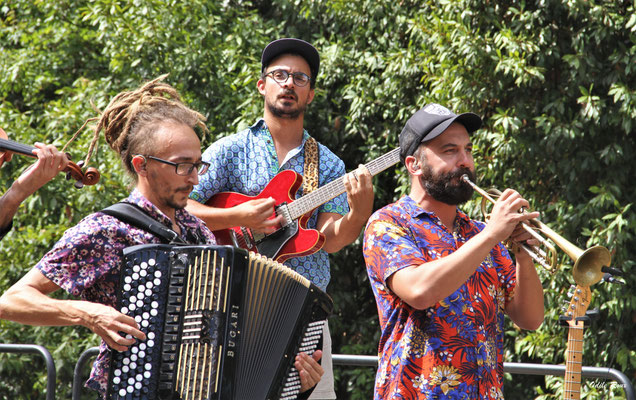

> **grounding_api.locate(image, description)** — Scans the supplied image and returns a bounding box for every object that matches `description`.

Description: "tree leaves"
[1,0,634,398]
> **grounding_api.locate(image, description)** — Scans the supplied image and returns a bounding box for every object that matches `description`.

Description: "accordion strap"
[101,202,186,244]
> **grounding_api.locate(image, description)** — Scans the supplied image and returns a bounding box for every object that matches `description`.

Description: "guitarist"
[187,38,375,399]
[0,127,69,241]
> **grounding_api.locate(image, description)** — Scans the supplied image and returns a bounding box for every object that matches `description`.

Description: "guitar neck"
[0,138,37,158]
[287,148,401,219]
[563,322,585,400]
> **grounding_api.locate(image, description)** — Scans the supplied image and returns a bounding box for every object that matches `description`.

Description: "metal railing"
[0,343,56,400]
[332,355,635,400]
[69,348,634,400]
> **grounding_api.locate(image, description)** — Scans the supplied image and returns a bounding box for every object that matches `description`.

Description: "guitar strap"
[302,136,319,196]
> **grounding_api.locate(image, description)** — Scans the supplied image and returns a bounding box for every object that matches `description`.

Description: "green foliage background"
[1,0,634,398]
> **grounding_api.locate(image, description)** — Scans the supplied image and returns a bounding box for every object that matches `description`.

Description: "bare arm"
[389,189,540,310]
[0,268,145,351]
[0,143,68,230]
[504,229,545,330]
[186,197,283,233]
[317,165,374,253]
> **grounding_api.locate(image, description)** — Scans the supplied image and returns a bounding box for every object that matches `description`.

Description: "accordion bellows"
[106,244,333,400]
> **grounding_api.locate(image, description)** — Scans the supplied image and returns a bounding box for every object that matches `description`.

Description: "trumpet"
[461,175,611,286]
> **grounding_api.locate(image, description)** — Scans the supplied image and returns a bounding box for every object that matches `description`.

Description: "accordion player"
[106,243,333,400]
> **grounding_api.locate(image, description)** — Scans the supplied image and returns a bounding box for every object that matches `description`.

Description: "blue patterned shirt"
[190,119,349,290]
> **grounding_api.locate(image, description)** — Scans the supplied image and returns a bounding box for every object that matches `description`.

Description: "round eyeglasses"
[264,69,312,87]
[143,155,210,176]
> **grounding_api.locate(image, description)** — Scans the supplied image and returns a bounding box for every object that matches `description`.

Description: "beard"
[265,89,306,119]
[165,186,192,210]
[420,165,475,205]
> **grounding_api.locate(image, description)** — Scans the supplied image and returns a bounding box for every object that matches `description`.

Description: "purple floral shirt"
[36,189,216,397]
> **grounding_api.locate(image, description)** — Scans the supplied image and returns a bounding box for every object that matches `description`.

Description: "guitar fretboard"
[287,148,401,220]
[564,323,584,399]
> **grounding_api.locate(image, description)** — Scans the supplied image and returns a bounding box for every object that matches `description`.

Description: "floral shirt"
[363,195,516,400]
[36,189,216,398]
[189,119,349,291]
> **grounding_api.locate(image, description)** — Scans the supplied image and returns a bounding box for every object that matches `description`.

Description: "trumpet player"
[363,103,544,399]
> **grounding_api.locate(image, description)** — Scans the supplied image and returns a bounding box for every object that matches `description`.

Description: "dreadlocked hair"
[81,74,207,181]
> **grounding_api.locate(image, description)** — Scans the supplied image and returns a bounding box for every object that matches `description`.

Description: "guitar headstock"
[562,285,593,326]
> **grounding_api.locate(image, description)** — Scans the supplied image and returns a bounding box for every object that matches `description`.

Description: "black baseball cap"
[261,38,320,80]
[399,103,482,162]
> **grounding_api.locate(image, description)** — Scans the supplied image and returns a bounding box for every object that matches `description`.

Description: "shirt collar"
[401,195,471,227]
[251,118,310,142]
[251,118,311,167]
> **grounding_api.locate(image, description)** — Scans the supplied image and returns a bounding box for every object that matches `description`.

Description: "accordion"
[106,244,333,400]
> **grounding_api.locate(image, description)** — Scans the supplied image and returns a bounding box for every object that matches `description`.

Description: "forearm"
[506,255,545,330]
[0,284,89,328]
[0,183,32,230]
[319,211,368,253]
[186,199,238,231]
[390,229,502,309]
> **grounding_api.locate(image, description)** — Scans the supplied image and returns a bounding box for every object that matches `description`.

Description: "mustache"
[447,168,474,183]
[278,89,297,101]
[176,185,193,193]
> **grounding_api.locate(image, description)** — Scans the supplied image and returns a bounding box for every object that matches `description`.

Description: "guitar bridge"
[275,202,293,227]
[240,226,257,249]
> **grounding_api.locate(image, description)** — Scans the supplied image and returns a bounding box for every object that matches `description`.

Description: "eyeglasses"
[143,155,210,176]
[264,69,312,87]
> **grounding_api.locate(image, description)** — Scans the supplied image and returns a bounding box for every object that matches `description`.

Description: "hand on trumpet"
[508,223,541,261]
[483,188,540,248]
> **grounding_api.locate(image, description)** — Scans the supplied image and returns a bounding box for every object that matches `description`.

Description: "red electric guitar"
[206,148,400,262]
[561,285,592,400]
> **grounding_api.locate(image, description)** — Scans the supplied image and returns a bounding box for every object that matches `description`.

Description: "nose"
[186,169,199,185]
[457,150,473,169]
[281,74,295,88]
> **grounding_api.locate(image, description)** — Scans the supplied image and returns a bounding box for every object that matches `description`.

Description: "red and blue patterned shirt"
[36,189,216,397]
[363,195,516,399]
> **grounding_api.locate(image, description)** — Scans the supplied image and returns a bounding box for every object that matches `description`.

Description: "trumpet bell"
[573,245,611,286]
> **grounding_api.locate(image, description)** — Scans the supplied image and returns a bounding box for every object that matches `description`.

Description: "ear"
[257,76,267,96]
[131,155,147,176]
[405,155,421,176]
[306,87,315,105]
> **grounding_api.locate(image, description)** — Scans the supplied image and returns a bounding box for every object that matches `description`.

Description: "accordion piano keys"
[106,244,333,400]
